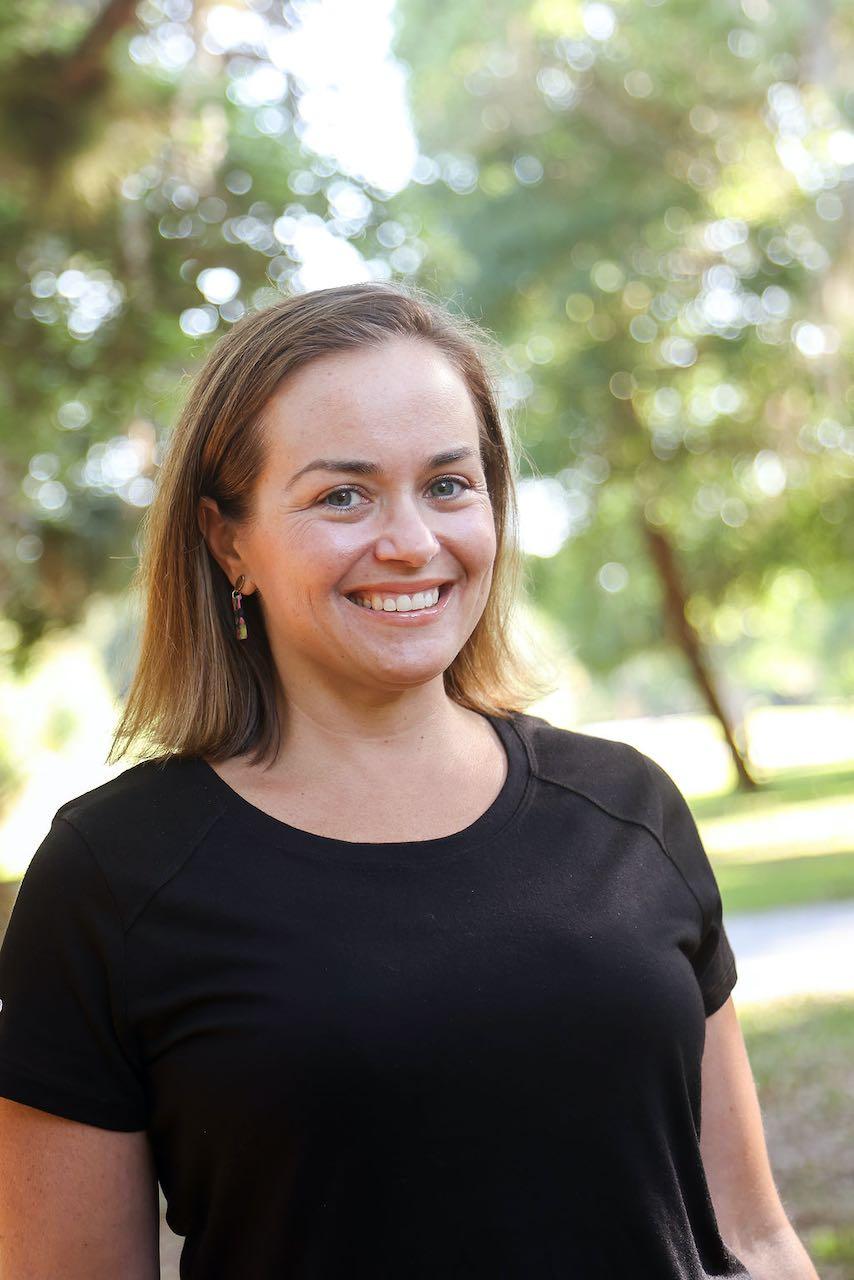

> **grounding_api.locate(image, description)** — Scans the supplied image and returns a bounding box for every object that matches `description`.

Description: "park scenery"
[0,0,852,1275]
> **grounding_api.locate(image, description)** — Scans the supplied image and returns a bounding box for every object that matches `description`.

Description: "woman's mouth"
[342,581,454,622]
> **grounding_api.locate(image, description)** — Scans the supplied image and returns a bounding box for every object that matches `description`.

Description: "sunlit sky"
[206,0,418,196]
[197,0,418,287]
[278,0,417,193]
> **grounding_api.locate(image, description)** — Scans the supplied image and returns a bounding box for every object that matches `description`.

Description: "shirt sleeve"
[642,756,738,1018]
[0,815,149,1130]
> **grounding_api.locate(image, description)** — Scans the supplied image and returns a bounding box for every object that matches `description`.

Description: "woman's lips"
[343,581,454,622]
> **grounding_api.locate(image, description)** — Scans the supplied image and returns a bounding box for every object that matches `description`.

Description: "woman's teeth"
[348,586,441,612]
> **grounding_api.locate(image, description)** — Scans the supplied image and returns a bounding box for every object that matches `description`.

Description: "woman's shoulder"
[55,754,205,827]
[509,708,649,779]
[509,709,683,837]
[42,755,229,931]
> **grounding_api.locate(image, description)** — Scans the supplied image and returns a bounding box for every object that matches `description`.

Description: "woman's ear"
[198,496,253,590]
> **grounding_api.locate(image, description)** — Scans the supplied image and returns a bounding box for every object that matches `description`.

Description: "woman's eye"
[321,487,366,510]
[429,476,470,499]
[319,477,470,511]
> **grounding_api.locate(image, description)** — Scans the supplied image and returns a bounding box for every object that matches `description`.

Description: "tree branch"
[60,0,141,98]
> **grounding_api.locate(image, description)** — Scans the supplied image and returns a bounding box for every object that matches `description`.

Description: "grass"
[692,764,854,822]
[717,850,854,915]
[739,994,854,1279]
[689,764,854,913]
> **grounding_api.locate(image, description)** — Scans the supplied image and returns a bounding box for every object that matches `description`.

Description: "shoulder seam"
[58,800,228,938]
[636,753,712,929]
[124,805,228,936]
[531,761,708,927]
[55,815,125,931]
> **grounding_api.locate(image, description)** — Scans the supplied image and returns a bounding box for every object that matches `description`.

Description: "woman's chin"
[340,639,457,689]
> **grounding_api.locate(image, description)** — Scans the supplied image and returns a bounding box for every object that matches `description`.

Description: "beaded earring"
[231,574,248,641]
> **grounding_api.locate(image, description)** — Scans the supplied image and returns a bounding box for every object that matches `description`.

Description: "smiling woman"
[191,330,510,771]
[109,281,548,770]
[0,282,811,1280]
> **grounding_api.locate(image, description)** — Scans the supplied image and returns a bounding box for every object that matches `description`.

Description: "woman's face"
[223,336,497,705]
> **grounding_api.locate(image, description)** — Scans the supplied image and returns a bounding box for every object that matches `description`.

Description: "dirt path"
[728,899,854,1005]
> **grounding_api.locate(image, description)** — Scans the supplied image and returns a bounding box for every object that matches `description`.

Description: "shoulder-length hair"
[108,281,553,769]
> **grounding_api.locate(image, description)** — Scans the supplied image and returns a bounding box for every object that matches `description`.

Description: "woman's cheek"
[458,500,498,559]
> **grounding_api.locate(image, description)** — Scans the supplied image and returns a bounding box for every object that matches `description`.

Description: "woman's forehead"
[261,339,481,460]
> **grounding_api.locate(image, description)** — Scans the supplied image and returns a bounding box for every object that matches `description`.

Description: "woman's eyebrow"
[286,446,480,488]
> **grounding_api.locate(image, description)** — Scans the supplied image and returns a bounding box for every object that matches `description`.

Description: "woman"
[0,283,817,1279]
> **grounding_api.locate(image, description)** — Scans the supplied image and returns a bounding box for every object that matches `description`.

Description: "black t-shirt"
[0,710,748,1279]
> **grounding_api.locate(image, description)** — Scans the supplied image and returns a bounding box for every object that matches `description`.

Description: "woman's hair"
[108,280,554,769]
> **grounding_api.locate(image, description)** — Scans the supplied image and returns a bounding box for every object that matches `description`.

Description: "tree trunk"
[641,517,758,790]
[60,0,141,97]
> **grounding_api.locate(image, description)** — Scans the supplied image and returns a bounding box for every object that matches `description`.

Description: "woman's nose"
[372,493,441,563]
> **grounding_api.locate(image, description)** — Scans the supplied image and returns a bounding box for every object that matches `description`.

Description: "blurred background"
[0,0,852,1273]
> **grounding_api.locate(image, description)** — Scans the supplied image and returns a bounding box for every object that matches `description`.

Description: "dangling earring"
[232,574,248,641]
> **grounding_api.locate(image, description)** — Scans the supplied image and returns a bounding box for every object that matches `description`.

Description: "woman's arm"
[700,997,820,1279]
[0,1097,160,1279]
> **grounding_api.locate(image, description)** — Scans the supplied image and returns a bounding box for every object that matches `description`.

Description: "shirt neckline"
[189,709,532,866]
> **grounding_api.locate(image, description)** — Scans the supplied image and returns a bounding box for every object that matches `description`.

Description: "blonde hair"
[108,281,553,769]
